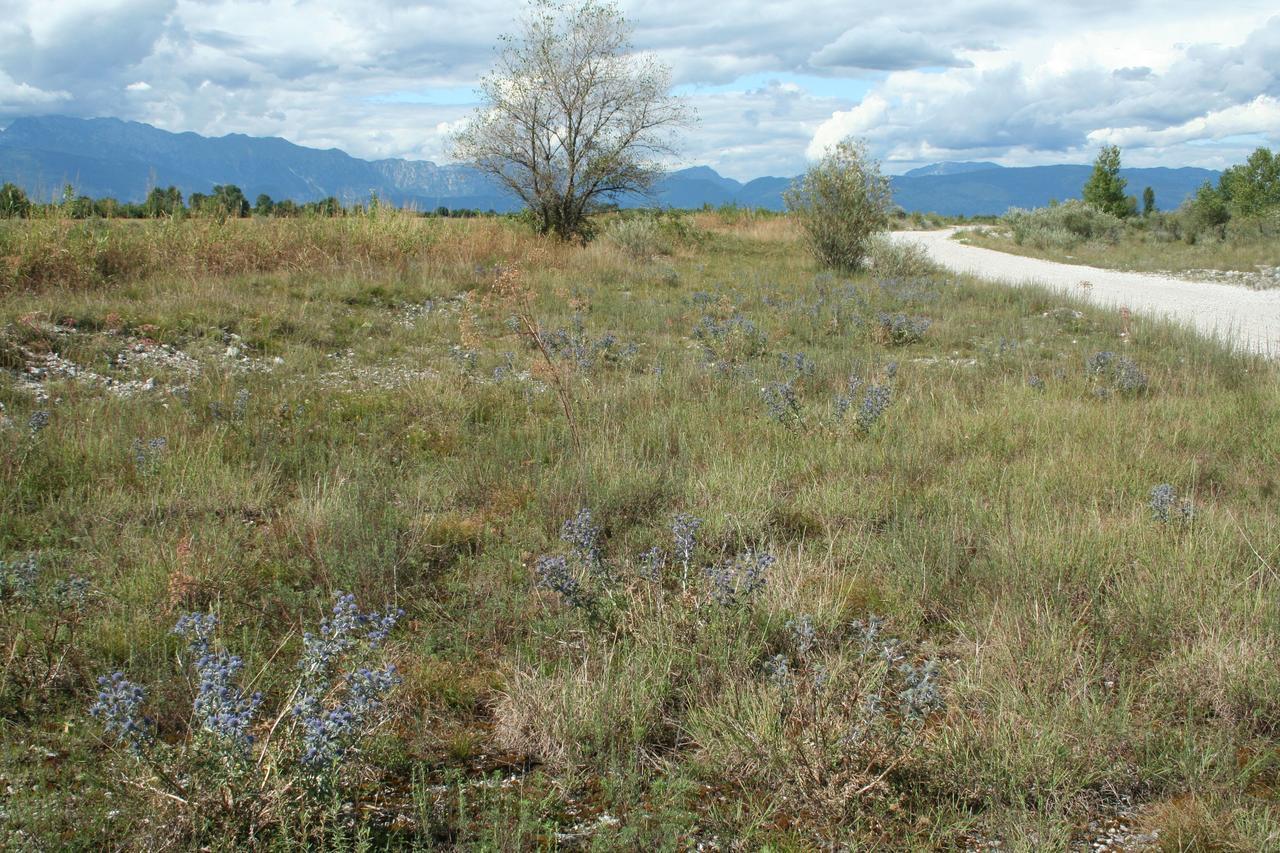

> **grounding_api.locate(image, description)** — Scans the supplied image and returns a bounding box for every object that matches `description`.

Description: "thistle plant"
[834,371,894,433]
[672,512,702,591]
[173,613,263,758]
[692,313,768,367]
[1088,350,1148,395]
[131,436,168,473]
[87,592,404,825]
[0,553,38,603]
[89,672,154,754]
[1149,483,1195,524]
[746,613,945,811]
[875,312,931,345]
[761,380,803,429]
[533,508,613,614]
[705,550,773,607]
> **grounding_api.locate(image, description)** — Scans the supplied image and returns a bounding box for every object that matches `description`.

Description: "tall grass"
[0,212,564,291]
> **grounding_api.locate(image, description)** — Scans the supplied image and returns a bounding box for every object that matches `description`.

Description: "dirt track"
[889,228,1280,356]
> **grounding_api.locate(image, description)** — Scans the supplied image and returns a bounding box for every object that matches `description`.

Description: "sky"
[0,0,1277,180]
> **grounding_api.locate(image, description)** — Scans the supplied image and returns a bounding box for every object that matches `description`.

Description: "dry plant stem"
[518,307,583,455]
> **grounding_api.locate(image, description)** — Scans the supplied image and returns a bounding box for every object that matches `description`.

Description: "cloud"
[1089,95,1280,147]
[810,24,973,71]
[0,70,70,109]
[0,1,1276,178]
[807,13,1280,171]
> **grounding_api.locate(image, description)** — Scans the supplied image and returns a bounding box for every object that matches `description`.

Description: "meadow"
[2,210,1279,850]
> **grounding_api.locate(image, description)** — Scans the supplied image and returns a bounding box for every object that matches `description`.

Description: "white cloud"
[1089,96,1280,148]
[810,24,972,71]
[0,1,1277,177]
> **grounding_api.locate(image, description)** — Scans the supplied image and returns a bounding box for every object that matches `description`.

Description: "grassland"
[2,211,1279,849]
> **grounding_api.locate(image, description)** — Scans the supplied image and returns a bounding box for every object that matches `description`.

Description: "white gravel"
[889,228,1280,357]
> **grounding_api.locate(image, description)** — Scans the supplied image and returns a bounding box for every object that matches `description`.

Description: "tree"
[783,138,893,271]
[1218,146,1280,218]
[210,184,250,218]
[1082,144,1131,217]
[1142,186,1155,216]
[0,182,31,218]
[145,186,183,217]
[254,193,275,216]
[453,0,690,240]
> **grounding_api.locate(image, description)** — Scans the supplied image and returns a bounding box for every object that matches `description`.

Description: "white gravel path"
[889,228,1280,357]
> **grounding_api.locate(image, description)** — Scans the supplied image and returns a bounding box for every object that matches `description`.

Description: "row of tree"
[1082,143,1280,225]
[0,182,499,220]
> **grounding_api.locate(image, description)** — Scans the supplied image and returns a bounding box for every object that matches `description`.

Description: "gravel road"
[889,228,1280,356]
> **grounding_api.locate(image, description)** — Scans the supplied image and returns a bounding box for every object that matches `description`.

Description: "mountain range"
[0,115,1220,216]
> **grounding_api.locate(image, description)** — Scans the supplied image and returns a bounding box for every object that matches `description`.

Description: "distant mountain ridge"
[902,161,1002,178]
[0,116,1221,216]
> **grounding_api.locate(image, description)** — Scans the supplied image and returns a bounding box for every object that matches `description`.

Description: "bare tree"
[454,0,690,240]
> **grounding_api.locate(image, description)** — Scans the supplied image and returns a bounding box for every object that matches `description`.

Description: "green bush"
[604,212,699,258]
[1003,200,1124,250]
[784,139,893,270]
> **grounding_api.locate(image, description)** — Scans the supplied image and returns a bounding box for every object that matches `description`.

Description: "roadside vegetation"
[2,202,1279,849]
[957,145,1280,285]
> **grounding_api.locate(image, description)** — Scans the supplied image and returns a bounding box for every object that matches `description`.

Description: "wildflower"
[638,546,666,583]
[0,553,38,602]
[761,380,803,427]
[706,550,773,607]
[534,555,595,612]
[233,388,250,420]
[560,507,605,578]
[898,659,943,719]
[131,437,168,472]
[763,654,792,690]
[777,351,816,376]
[174,613,262,754]
[786,614,817,658]
[876,312,931,344]
[1150,483,1194,523]
[89,672,153,754]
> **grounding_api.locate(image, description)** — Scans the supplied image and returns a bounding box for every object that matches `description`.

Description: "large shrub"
[1003,200,1124,250]
[784,139,893,271]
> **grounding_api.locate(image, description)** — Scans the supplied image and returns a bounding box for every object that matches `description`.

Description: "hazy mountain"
[0,116,1220,216]
[902,161,1002,177]
[889,164,1217,216]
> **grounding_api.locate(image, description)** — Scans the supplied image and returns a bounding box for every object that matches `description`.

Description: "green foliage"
[1142,185,1156,216]
[1218,146,1280,219]
[144,186,184,218]
[784,138,893,270]
[1082,144,1132,217]
[0,182,31,218]
[1185,180,1232,235]
[603,210,700,257]
[1003,199,1124,249]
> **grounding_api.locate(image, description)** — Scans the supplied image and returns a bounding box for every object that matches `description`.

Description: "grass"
[2,211,1279,849]
[957,217,1280,281]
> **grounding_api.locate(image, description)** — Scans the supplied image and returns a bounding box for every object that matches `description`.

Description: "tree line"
[1083,142,1280,228]
[0,182,500,220]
